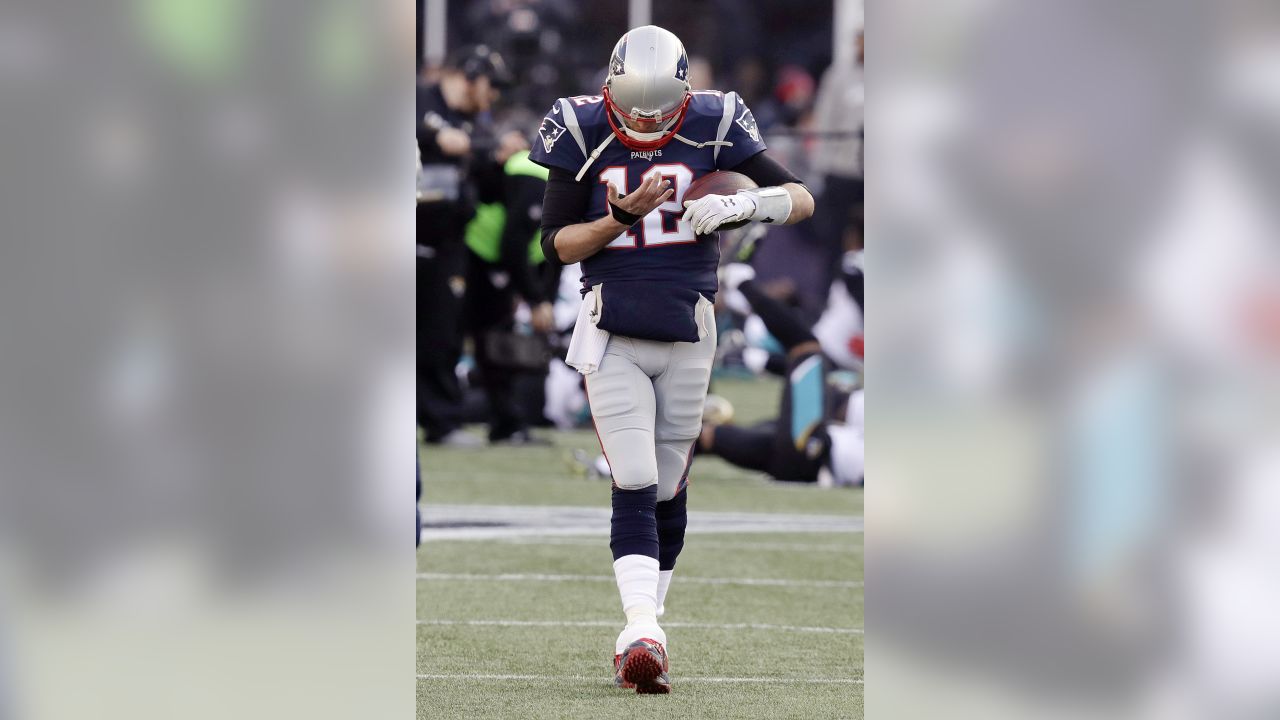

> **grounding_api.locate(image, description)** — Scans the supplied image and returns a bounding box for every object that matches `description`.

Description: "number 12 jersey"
[529,90,767,297]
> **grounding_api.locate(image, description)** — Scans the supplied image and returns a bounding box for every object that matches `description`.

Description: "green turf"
[419,376,863,719]
[418,536,862,583]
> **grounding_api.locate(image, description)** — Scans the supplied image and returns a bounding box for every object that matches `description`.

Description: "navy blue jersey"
[529,91,767,296]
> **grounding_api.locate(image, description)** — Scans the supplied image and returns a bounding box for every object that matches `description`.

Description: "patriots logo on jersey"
[539,116,567,153]
[735,106,760,143]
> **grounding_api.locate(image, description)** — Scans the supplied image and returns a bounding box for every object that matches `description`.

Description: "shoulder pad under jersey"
[528,96,610,175]
[684,90,768,168]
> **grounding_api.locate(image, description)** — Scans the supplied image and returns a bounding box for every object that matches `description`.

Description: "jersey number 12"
[598,164,696,248]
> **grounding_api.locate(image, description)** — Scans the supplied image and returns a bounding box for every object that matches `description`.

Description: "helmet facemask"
[601,26,692,151]
[602,86,691,150]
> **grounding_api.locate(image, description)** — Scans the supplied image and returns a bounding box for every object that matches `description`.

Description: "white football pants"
[584,308,717,502]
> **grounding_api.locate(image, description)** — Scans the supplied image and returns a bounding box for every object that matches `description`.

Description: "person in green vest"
[462,133,557,444]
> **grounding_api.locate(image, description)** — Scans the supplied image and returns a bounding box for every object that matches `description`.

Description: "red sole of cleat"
[621,651,669,694]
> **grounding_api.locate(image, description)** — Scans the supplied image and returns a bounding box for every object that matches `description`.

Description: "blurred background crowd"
[416,0,864,485]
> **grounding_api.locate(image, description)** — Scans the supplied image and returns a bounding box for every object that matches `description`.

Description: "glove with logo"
[680,186,793,235]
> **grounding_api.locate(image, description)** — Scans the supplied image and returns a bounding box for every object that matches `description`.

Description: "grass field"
[418,376,864,719]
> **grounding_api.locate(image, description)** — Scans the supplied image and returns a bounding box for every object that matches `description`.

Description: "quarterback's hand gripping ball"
[681,192,759,235]
[677,170,793,235]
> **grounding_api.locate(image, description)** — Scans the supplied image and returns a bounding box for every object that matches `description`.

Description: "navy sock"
[655,490,688,571]
[610,485,658,561]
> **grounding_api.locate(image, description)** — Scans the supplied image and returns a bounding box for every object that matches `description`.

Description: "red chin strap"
[602,86,691,151]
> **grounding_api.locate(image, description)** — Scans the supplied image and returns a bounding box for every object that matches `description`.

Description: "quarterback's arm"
[776,182,815,224]
[543,217,631,266]
[539,168,673,265]
[730,151,814,224]
[682,151,814,233]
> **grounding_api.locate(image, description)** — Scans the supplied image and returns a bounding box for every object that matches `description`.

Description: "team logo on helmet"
[735,106,761,142]
[609,37,627,76]
[675,54,689,82]
[538,116,567,153]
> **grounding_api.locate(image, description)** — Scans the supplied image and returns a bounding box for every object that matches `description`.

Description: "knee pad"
[655,439,696,502]
[609,456,659,491]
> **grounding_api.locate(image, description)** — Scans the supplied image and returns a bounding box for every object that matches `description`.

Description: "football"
[682,171,759,231]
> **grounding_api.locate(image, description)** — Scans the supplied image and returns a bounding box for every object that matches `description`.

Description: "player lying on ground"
[529,25,813,693]
[702,265,864,487]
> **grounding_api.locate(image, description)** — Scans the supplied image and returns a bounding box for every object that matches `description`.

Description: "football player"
[529,26,814,693]
[704,260,865,487]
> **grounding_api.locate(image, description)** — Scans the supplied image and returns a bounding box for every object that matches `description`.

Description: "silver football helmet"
[602,25,692,150]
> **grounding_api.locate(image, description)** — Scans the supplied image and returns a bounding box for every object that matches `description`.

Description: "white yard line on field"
[417,618,863,634]
[416,673,863,685]
[489,537,860,553]
[420,504,862,542]
[427,472,851,493]
[421,525,861,541]
[416,572,862,589]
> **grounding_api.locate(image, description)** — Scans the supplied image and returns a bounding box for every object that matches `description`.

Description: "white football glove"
[681,186,794,235]
[680,193,757,236]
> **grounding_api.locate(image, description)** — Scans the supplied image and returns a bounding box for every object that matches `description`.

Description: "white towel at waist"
[565,285,715,374]
[694,293,714,340]
[564,284,610,375]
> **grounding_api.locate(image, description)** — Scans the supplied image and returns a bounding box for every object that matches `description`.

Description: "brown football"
[682,171,759,232]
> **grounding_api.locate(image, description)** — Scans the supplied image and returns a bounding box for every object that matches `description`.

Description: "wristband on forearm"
[738,186,793,225]
[608,201,643,226]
